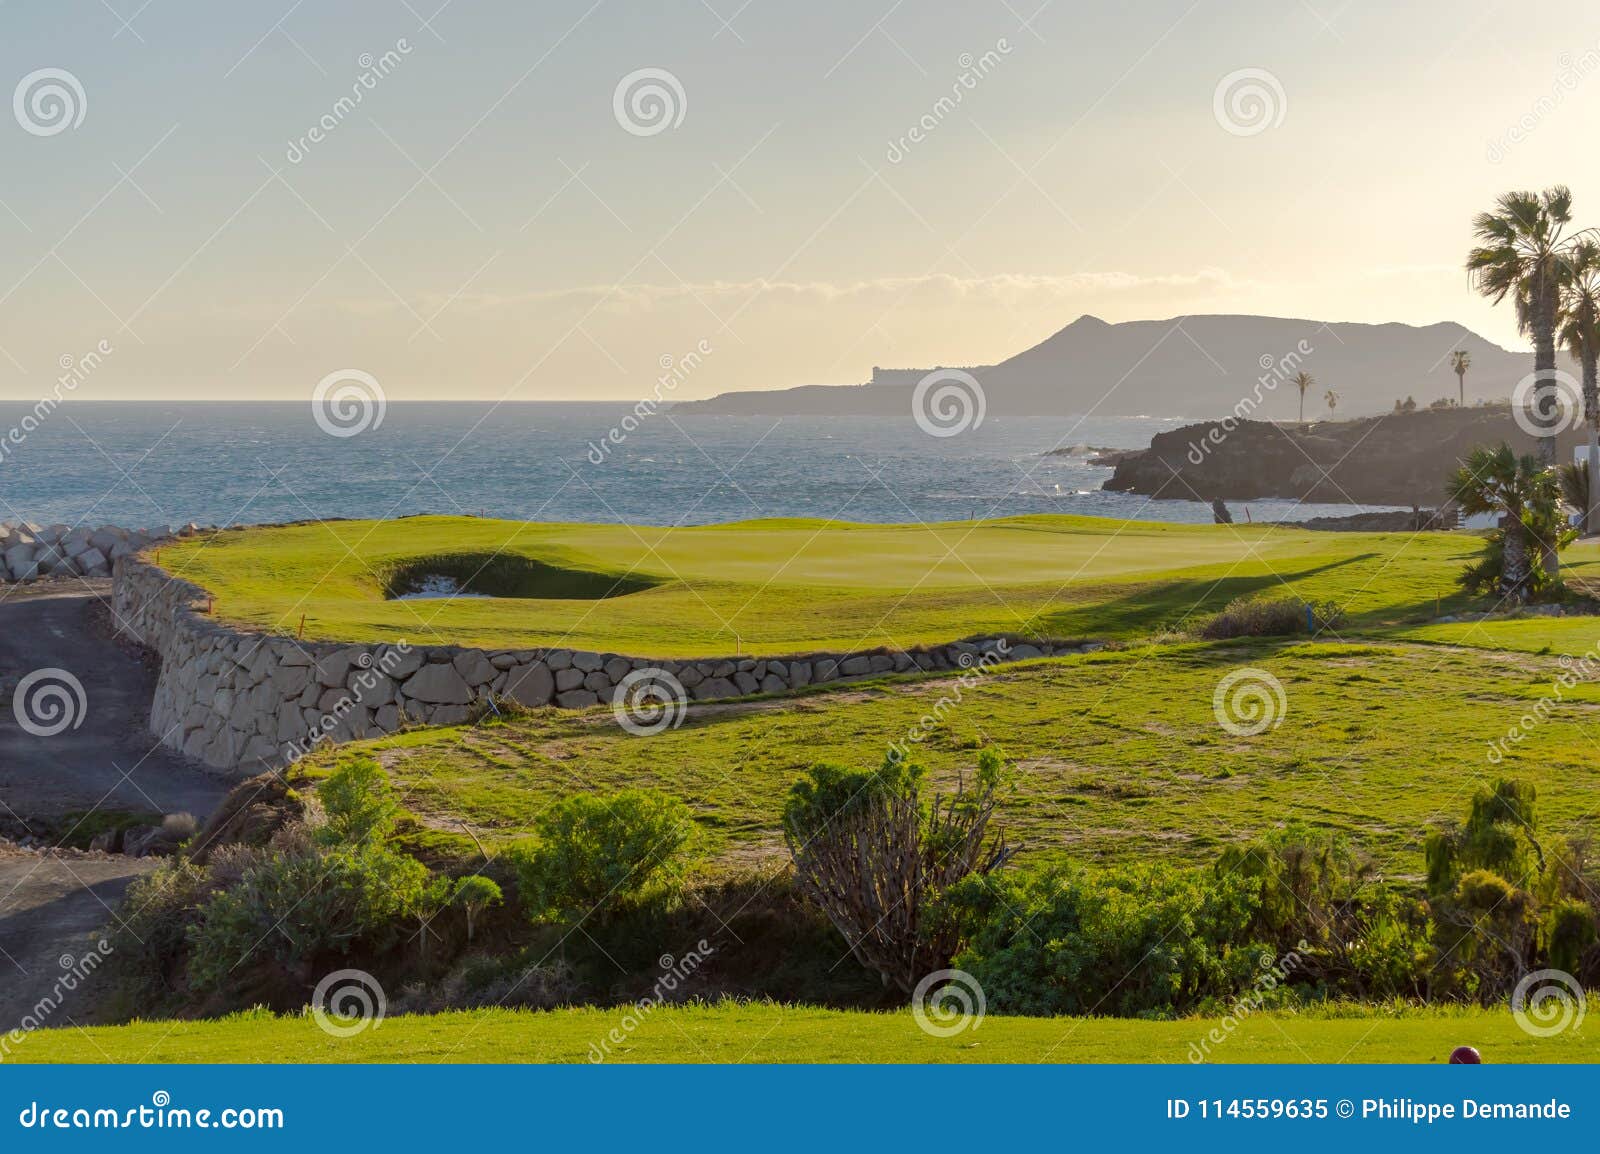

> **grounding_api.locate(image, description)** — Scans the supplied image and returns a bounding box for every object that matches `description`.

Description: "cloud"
[393,268,1254,316]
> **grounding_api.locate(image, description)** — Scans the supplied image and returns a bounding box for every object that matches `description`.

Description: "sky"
[3,0,1600,402]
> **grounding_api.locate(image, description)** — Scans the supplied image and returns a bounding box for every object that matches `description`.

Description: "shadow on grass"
[1023,554,1376,639]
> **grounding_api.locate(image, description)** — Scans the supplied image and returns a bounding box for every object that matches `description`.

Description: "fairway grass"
[153,514,1591,657]
[17,1003,1593,1064]
[355,639,1600,870]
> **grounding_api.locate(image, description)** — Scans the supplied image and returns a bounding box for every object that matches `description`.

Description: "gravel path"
[0,582,227,821]
[0,582,228,1034]
[0,849,153,1033]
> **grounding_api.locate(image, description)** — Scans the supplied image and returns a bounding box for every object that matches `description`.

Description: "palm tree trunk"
[1458,370,1465,405]
[1502,515,1531,602]
[1586,346,1599,536]
[1535,272,1560,579]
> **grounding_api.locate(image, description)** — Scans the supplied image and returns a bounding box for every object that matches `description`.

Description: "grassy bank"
[17,1003,1590,1064]
[351,639,1600,869]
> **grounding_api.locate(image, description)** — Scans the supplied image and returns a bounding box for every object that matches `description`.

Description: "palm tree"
[1449,349,1471,405]
[1448,444,1564,602]
[1466,187,1574,473]
[1323,388,1338,416]
[1558,237,1600,534]
[1452,444,1536,598]
[1292,371,1313,423]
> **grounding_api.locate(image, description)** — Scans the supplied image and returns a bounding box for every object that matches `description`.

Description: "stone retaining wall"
[114,556,1088,778]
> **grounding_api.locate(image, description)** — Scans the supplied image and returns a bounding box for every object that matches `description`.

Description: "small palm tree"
[1448,444,1564,601]
[1292,371,1313,423]
[1559,237,1600,533]
[1449,349,1471,405]
[1324,388,1339,416]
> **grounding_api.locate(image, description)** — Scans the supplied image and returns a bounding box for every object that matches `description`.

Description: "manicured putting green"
[152,514,1600,657]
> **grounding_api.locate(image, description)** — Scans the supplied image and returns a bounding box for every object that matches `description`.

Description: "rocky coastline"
[1100,405,1586,507]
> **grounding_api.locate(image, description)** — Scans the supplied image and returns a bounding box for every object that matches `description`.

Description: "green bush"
[511,789,699,923]
[1199,596,1343,640]
[185,838,426,992]
[107,858,211,1005]
[183,758,431,993]
[943,863,1261,1017]
[316,755,400,846]
[452,875,504,943]
[1545,898,1598,976]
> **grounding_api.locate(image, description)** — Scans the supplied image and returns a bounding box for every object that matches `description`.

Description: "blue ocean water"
[0,402,1393,529]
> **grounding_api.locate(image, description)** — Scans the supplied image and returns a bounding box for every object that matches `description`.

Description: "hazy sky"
[3,0,1600,402]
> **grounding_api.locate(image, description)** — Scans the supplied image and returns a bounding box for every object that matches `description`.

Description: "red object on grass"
[1449,1046,1482,1064]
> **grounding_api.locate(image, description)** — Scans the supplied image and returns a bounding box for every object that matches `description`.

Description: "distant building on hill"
[870,365,986,386]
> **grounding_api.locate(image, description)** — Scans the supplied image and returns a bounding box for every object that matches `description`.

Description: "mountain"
[672,313,1543,419]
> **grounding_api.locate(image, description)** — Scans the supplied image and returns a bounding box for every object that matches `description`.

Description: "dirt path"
[0,582,228,1034]
[0,582,227,821]
[0,849,153,1032]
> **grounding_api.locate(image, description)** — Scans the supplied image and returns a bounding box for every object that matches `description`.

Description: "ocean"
[0,402,1396,530]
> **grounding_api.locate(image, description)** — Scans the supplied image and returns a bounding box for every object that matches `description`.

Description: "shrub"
[783,748,1013,991]
[1423,779,1597,999]
[452,875,504,943]
[1198,596,1343,639]
[162,812,198,840]
[511,790,699,923]
[1545,898,1598,976]
[184,835,427,991]
[107,858,211,1005]
[316,755,400,846]
[184,758,429,992]
[1212,823,1427,995]
[943,863,1261,1017]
